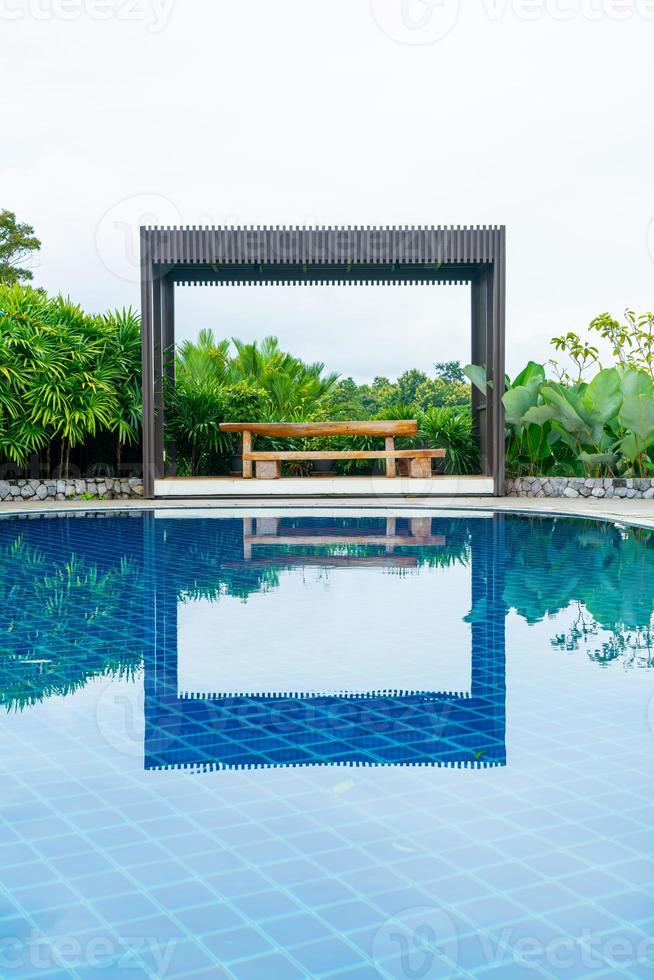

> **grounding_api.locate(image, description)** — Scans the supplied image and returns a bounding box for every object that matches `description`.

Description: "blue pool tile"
[127,860,191,888]
[545,902,619,935]
[150,880,216,911]
[229,951,305,980]
[600,890,654,923]
[150,939,217,977]
[207,868,272,899]
[289,937,362,974]
[290,877,359,908]
[456,895,528,929]
[11,881,79,913]
[262,911,332,947]
[510,882,579,914]
[561,868,627,898]
[94,891,161,924]
[201,925,273,963]
[318,900,384,933]
[175,901,245,935]
[231,889,302,922]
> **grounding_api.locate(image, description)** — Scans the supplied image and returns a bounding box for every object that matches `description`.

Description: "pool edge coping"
[3,496,654,532]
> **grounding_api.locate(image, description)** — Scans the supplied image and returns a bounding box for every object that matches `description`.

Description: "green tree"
[434,360,466,385]
[396,369,428,405]
[326,377,369,420]
[99,307,142,472]
[0,210,41,284]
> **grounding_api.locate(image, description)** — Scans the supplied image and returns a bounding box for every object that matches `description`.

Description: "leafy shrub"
[0,284,141,474]
[165,379,269,475]
[418,407,479,475]
[466,359,654,477]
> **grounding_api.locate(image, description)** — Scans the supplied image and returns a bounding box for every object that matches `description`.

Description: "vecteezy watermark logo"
[370,0,460,44]
[0,927,178,976]
[95,678,144,757]
[95,193,181,283]
[371,906,459,977]
[0,0,175,32]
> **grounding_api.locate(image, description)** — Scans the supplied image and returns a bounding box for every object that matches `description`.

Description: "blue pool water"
[1,509,653,978]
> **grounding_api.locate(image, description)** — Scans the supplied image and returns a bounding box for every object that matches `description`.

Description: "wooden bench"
[218,421,445,479]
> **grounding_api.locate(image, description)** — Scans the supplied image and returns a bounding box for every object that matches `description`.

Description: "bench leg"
[410,517,432,539]
[385,437,396,477]
[409,457,432,479]
[242,430,252,479]
[255,460,281,479]
[243,517,253,559]
[385,516,396,553]
[256,517,279,535]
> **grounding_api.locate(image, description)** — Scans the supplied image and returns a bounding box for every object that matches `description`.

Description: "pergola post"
[140,230,155,499]
[471,270,491,476]
[162,275,177,476]
[491,228,506,496]
[153,274,164,481]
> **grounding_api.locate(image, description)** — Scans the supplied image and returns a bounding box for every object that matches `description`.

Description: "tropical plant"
[227,336,338,416]
[97,307,142,472]
[465,358,654,478]
[418,406,479,475]
[0,284,142,476]
[165,377,269,475]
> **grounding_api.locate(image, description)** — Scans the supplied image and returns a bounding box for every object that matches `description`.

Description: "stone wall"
[0,478,143,502]
[505,477,654,499]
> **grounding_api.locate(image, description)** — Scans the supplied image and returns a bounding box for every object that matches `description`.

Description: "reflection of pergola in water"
[139,225,506,498]
[241,516,445,562]
[142,515,507,770]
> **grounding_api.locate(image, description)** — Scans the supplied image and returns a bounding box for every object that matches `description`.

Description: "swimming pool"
[1,509,653,978]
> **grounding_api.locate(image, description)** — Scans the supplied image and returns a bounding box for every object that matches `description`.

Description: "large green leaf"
[512,361,546,389]
[578,451,616,467]
[580,368,622,424]
[619,395,654,444]
[617,433,640,463]
[619,368,654,400]
[540,385,587,434]
[463,364,487,394]
[502,385,539,426]
[522,404,556,426]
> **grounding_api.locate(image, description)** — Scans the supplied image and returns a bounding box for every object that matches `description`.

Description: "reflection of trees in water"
[552,603,654,670]
[5,513,653,713]
[0,534,144,711]
[506,519,654,670]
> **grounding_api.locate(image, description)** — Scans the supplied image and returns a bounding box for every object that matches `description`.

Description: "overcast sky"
[3,0,654,381]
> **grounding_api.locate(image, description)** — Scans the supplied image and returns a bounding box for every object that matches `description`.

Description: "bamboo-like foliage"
[0,285,141,474]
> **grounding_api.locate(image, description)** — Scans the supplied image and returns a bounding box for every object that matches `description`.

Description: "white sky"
[3,0,654,381]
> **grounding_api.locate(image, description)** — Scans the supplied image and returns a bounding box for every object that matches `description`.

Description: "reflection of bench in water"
[143,516,506,771]
[242,516,445,562]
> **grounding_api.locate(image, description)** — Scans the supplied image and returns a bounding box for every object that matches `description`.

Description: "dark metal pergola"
[140,225,506,497]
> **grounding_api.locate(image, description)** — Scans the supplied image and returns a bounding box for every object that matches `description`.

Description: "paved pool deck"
[3,495,654,529]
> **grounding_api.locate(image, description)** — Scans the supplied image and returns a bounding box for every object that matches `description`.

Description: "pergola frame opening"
[140,225,506,497]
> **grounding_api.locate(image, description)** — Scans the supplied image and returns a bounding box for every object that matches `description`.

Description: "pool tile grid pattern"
[0,512,653,978]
